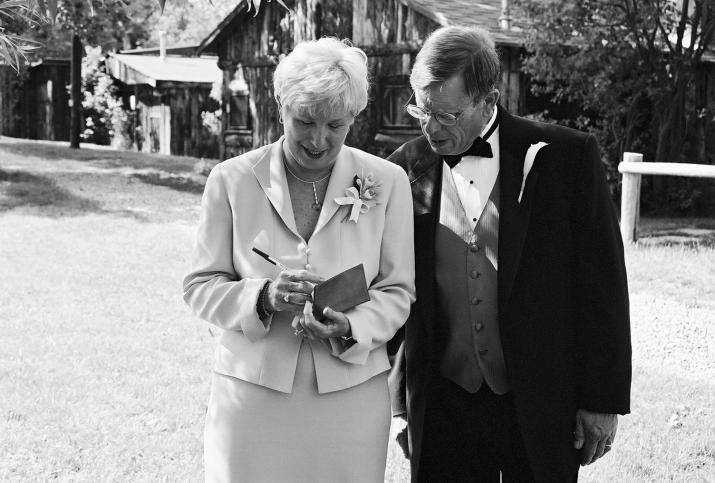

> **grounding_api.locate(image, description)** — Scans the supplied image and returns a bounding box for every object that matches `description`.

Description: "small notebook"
[312,264,370,320]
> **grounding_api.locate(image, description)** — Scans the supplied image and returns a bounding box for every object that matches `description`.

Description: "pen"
[252,247,288,270]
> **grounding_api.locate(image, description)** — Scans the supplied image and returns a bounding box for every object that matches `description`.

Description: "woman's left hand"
[293,301,351,340]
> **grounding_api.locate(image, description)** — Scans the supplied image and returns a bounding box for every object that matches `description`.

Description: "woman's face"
[282,106,355,173]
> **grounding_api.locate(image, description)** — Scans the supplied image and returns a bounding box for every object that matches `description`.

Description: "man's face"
[414,74,495,156]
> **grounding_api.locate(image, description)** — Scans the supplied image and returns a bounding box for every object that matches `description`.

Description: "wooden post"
[619,152,643,244]
[69,34,82,149]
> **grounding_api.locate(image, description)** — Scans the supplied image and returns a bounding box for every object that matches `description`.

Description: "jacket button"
[471,297,482,305]
[478,349,489,356]
[470,270,480,279]
[469,243,479,253]
[305,264,312,271]
[474,322,484,332]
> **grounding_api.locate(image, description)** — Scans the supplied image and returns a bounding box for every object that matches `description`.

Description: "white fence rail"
[617,152,715,243]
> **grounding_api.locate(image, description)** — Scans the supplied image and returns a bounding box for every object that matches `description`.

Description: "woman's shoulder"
[209,144,274,182]
[219,145,272,170]
[343,145,407,182]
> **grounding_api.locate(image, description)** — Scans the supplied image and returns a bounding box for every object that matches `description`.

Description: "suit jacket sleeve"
[573,135,632,414]
[333,165,416,365]
[182,164,272,342]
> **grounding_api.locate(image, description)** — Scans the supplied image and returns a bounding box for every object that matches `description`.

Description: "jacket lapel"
[497,108,540,317]
[311,147,358,237]
[251,139,300,238]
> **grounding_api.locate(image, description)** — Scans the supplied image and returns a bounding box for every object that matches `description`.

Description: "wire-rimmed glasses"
[404,104,464,126]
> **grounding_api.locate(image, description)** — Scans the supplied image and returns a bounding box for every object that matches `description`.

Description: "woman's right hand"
[265,270,324,313]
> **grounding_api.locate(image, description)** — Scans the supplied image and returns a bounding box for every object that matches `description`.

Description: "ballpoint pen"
[251,247,288,270]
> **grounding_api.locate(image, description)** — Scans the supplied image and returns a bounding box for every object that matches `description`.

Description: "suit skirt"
[204,340,391,483]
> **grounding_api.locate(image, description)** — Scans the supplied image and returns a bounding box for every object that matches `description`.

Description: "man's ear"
[484,89,500,110]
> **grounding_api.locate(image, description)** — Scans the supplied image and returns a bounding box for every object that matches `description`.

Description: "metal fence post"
[619,152,643,244]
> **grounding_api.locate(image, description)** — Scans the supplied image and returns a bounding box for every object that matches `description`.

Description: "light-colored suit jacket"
[183,138,416,394]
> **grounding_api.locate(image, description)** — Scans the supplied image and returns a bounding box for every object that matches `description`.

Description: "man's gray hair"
[274,37,369,118]
[410,26,500,102]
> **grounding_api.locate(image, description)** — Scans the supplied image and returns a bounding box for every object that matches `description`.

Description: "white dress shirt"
[450,108,500,231]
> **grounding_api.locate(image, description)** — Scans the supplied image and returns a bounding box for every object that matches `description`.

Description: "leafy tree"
[515,0,715,176]
[81,45,131,146]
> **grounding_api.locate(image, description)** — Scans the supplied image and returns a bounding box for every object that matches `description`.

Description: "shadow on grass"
[0,139,211,175]
[130,172,206,194]
[0,169,103,217]
[637,218,715,248]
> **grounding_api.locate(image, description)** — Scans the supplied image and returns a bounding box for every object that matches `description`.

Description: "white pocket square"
[518,142,549,203]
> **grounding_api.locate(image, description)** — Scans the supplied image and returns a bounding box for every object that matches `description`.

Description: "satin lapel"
[251,139,300,237]
[413,158,442,341]
[497,109,539,317]
[311,147,358,237]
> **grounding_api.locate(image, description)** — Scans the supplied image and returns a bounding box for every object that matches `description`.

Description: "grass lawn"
[1,137,713,482]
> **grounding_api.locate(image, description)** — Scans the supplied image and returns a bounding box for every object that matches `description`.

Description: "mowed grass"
[1,137,713,482]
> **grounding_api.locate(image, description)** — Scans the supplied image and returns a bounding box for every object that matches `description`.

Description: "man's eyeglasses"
[404,104,463,126]
[403,92,464,126]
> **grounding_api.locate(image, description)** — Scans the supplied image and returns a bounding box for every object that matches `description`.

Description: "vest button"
[471,297,482,305]
[470,270,480,279]
[474,322,484,332]
[469,243,479,252]
[478,349,489,356]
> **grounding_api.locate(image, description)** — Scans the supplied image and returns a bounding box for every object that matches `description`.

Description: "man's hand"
[573,409,618,465]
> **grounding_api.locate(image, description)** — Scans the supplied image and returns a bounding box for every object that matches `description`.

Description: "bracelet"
[256,281,273,320]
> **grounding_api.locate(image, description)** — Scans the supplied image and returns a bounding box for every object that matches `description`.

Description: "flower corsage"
[334,170,381,223]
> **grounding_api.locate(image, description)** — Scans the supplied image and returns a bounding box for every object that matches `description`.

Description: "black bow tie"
[443,110,500,168]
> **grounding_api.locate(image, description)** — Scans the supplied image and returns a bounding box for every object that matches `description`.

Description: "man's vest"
[435,165,509,394]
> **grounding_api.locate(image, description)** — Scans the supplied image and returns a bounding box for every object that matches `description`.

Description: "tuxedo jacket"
[184,139,415,394]
[388,107,631,481]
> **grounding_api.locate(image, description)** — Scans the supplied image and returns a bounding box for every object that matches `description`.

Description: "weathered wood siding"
[166,84,218,158]
[0,67,24,138]
[0,61,70,141]
[213,0,526,159]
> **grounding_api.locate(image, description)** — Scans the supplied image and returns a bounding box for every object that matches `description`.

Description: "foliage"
[514,0,715,184]
[79,45,130,147]
[0,0,41,68]
[0,0,277,71]
[143,0,236,48]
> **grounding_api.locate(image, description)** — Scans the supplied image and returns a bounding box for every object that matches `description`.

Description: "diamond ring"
[283,293,290,303]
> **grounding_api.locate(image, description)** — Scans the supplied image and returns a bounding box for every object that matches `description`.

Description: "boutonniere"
[518,142,549,203]
[334,170,381,223]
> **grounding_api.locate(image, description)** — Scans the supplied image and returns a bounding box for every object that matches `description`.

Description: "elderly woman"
[183,38,415,482]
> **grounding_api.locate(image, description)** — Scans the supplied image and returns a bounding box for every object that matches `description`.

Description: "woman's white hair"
[274,37,369,118]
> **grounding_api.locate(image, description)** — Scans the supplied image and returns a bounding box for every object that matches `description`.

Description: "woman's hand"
[265,270,324,313]
[293,301,351,340]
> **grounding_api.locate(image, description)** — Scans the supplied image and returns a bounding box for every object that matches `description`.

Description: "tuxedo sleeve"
[572,135,632,414]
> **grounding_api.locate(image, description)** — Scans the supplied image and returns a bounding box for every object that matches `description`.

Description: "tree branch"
[675,0,690,55]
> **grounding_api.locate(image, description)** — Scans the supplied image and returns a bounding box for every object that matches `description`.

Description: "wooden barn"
[196,0,525,159]
[0,58,71,142]
[107,48,222,158]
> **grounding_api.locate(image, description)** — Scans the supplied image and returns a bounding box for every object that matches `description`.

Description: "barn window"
[379,75,419,131]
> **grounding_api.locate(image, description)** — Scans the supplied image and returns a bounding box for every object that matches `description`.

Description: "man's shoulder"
[507,112,591,148]
[387,135,438,169]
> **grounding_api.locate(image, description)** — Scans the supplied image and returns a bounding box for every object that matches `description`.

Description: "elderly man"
[388,26,632,482]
